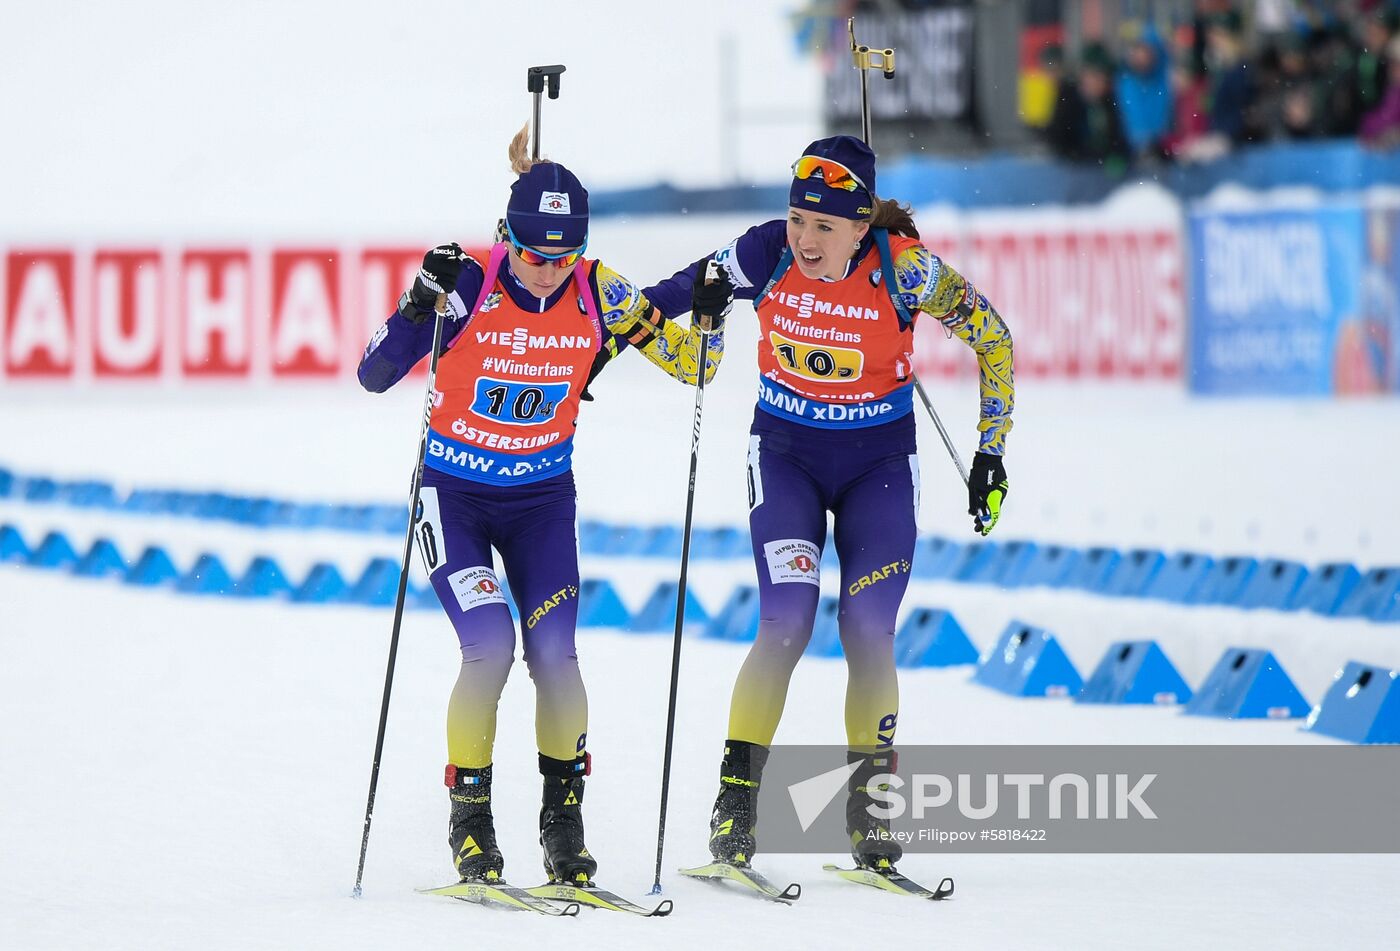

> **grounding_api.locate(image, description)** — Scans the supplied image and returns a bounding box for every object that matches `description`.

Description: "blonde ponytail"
[508,122,546,175]
[868,197,919,239]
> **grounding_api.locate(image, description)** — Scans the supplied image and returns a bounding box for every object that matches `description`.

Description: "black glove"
[967,451,1008,536]
[690,256,734,333]
[399,242,469,324]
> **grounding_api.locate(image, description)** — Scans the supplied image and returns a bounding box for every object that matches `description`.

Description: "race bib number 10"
[470,378,570,426]
[769,331,864,382]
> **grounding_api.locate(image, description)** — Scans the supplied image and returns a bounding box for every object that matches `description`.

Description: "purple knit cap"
[788,135,877,219]
[506,162,589,247]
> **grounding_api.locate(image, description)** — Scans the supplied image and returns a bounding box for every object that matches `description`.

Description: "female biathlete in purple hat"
[358,129,722,887]
[645,134,1015,875]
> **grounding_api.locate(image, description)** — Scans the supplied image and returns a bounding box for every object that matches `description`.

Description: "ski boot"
[446,764,505,882]
[708,739,769,866]
[846,750,903,872]
[539,753,597,885]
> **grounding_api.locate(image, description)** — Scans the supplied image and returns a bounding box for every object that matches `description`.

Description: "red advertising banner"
[915,225,1183,380]
[5,250,76,378]
[1,232,1180,383]
[91,250,162,378]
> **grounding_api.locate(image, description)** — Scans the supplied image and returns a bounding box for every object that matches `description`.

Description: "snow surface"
[4,364,1400,950]
[3,2,1400,945]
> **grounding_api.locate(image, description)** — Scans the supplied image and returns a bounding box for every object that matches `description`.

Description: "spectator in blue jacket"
[1116,22,1173,159]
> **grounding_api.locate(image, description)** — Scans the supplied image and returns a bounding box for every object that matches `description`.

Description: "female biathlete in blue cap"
[359,128,722,886]
[646,135,1015,875]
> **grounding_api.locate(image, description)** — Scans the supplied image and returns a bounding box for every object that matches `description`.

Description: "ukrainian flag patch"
[804,191,822,203]
[546,230,564,241]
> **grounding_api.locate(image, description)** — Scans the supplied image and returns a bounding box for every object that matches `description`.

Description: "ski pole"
[352,297,448,899]
[353,63,567,898]
[848,17,970,487]
[650,261,719,895]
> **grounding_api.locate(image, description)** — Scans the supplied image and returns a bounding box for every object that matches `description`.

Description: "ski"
[420,880,580,916]
[678,862,801,902]
[525,882,673,917]
[822,864,954,900]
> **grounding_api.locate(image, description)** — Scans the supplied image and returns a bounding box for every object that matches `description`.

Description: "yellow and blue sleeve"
[894,245,1015,456]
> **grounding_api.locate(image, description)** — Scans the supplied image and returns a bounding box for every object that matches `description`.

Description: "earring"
[853,241,860,251]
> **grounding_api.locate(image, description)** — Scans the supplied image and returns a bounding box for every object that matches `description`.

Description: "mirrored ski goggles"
[505,222,587,267]
[791,155,870,194]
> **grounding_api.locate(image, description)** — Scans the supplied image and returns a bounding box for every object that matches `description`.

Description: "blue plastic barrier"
[629,581,708,634]
[1288,562,1362,615]
[577,520,610,555]
[292,562,348,603]
[638,525,683,558]
[0,524,27,563]
[27,530,78,570]
[177,553,236,595]
[1101,549,1166,598]
[1076,640,1192,705]
[1183,648,1310,719]
[63,480,118,508]
[235,556,293,599]
[705,585,762,642]
[1333,566,1400,620]
[599,524,646,557]
[988,540,1040,587]
[370,505,404,534]
[577,578,630,628]
[1142,551,1214,603]
[1375,591,1400,624]
[289,503,333,530]
[22,477,58,502]
[1305,661,1400,744]
[120,489,161,513]
[126,546,180,587]
[1192,556,1259,606]
[972,621,1083,698]
[806,596,843,657]
[1016,543,1080,589]
[1236,559,1308,611]
[911,536,962,580]
[692,526,748,560]
[950,542,1000,583]
[348,557,401,606]
[893,608,978,667]
[1063,547,1121,593]
[411,580,440,611]
[0,468,12,497]
[74,538,126,577]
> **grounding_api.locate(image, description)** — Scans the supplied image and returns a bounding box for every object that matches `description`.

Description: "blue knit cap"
[506,162,589,247]
[788,135,877,220]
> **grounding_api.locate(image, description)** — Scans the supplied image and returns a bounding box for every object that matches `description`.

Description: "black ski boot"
[846,750,903,871]
[446,764,504,882]
[539,753,597,885]
[708,739,769,866]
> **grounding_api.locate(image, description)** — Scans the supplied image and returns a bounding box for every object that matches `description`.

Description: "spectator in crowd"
[1311,23,1363,135]
[1162,56,1218,160]
[1044,44,1088,161]
[1116,22,1174,160]
[1205,12,1259,143]
[1354,11,1394,121]
[1073,43,1132,174]
[1360,35,1400,147]
[1258,32,1327,140]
